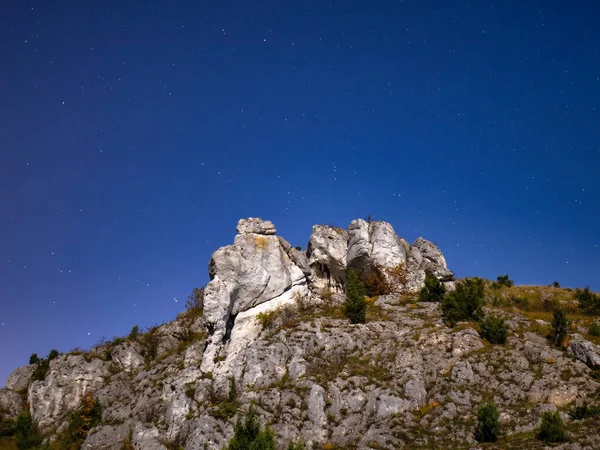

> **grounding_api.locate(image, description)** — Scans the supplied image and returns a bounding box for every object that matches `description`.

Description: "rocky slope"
[2,218,600,449]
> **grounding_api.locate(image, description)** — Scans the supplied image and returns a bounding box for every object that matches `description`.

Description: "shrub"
[419,272,446,302]
[440,277,485,326]
[287,441,306,450]
[551,281,561,288]
[480,316,508,344]
[48,349,59,361]
[574,286,600,315]
[186,287,205,311]
[475,402,500,442]
[538,411,567,443]
[63,392,102,445]
[385,264,408,293]
[589,322,600,337]
[225,407,276,450]
[363,267,392,297]
[128,325,139,340]
[344,269,366,324]
[14,412,43,449]
[496,274,514,287]
[256,311,277,331]
[569,403,600,420]
[0,417,16,437]
[549,309,569,347]
[28,354,39,365]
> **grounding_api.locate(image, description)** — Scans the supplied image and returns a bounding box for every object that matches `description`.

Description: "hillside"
[2,218,600,450]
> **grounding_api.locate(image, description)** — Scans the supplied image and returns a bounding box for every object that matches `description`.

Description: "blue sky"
[1,0,599,384]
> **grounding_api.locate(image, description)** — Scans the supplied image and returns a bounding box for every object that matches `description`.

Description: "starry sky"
[1,0,599,385]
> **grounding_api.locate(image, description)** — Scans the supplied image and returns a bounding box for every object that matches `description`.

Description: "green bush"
[344,269,366,324]
[28,354,39,365]
[0,417,16,437]
[538,411,567,443]
[549,309,569,347]
[225,407,276,450]
[589,322,600,337]
[496,274,514,287]
[551,281,561,288]
[128,325,139,340]
[419,272,446,302]
[14,412,43,449]
[440,277,485,326]
[475,402,500,442]
[574,286,600,315]
[287,441,306,450]
[569,403,600,420]
[480,316,508,344]
[48,349,59,361]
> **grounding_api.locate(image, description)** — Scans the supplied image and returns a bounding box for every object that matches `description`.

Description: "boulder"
[236,217,276,235]
[347,220,407,271]
[568,335,600,368]
[306,225,348,292]
[412,237,454,281]
[5,365,34,392]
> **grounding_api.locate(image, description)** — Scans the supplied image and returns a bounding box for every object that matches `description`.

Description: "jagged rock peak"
[236,217,276,235]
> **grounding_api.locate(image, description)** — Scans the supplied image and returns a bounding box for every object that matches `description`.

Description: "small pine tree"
[549,309,569,347]
[225,407,276,450]
[29,353,39,365]
[128,325,139,340]
[48,349,59,361]
[538,411,567,443]
[419,272,446,302]
[480,316,508,344]
[441,277,485,326]
[344,268,367,324]
[475,402,500,442]
[496,274,514,287]
[551,281,561,288]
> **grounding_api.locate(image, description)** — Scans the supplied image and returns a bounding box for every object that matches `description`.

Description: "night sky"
[1,0,599,385]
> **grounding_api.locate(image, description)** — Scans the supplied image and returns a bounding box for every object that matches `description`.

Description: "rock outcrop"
[306,225,348,292]
[201,218,311,373]
[7,218,600,449]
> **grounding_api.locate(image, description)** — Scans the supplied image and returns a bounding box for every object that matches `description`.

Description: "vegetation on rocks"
[549,309,569,347]
[344,268,366,324]
[418,272,446,302]
[475,402,500,442]
[31,349,59,382]
[574,286,600,315]
[440,277,485,326]
[538,411,567,443]
[224,407,276,450]
[480,315,508,344]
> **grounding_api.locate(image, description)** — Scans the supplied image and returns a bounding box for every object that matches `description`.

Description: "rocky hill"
[2,218,600,449]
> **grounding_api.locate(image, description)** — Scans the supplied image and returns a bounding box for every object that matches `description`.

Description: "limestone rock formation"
[306,225,348,292]
[6,218,600,449]
[28,354,111,431]
[202,218,310,373]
